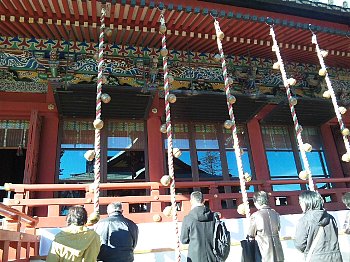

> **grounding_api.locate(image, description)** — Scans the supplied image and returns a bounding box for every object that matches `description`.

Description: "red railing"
[0,203,40,262]
[2,178,350,228]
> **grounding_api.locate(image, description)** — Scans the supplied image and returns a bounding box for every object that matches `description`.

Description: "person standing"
[342,192,350,234]
[94,202,139,262]
[180,191,216,262]
[47,205,101,262]
[248,191,284,262]
[294,191,342,262]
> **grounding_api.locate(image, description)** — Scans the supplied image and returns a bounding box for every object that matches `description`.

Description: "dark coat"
[94,212,138,262]
[180,205,216,262]
[294,209,343,262]
[248,206,284,262]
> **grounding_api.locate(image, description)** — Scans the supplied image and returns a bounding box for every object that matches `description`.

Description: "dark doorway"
[0,149,26,202]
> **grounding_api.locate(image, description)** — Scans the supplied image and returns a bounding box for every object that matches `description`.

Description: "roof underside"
[55,85,336,125]
[0,0,349,68]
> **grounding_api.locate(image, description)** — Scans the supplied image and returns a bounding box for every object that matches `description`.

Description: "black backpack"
[213,213,231,261]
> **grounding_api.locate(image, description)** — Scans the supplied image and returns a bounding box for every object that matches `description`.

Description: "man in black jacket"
[180,191,216,262]
[95,202,138,262]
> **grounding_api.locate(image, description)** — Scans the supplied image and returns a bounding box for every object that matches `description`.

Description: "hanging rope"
[269,24,315,191]
[310,29,350,162]
[93,6,106,214]
[159,10,181,262]
[213,18,250,218]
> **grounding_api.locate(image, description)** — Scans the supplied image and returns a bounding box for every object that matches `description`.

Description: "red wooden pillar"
[320,124,346,187]
[147,96,165,182]
[247,117,271,191]
[23,110,42,184]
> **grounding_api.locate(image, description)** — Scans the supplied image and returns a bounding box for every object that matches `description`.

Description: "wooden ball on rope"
[302,143,313,152]
[228,95,236,104]
[93,119,104,130]
[213,54,221,62]
[153,214,162,222]
[162,206,173,217]
[339,107,347,115]
[244,172,252,182]
[101,93,111,104]
[84,150,95,161]
[287,78,296,86]
[342,153,350,162]
[320,49,328,58]
[160,124,167,134]
[159,24,167,34]
[173,148,182,158]
[217,31,225,41]
[273,62,280,70]
[318,68,327,76]
[93,52,99,61]
[160,48,168,57]
[167,94,177,103]
[86,212,100,226]
[237,203,247,215]
[322,90,331,99]
[341,128,350,136]
[160,175,172,186]
[224,120,233,129]
[299,170,309,180]
[290,97,298,106]
[168,75,174,83]
[105,28,113,37]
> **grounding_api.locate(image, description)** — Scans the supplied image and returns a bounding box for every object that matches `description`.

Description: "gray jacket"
[294,209,342,262]
[248,206,284,262]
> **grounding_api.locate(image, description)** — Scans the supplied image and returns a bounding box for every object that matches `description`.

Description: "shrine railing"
[2,178,350,228]
[0,203,40,262]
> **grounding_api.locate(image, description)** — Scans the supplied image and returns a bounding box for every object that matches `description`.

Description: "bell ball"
[160,124,167,134]
[84,150,95,161]
[237,203,247,215]
[173,148,182,158]
[299,170,309,180]
[93,119,104,130]
[168,75,174,83]
[160,48,168,57]
[227,77,234,85]
[160,175,172,186]
[86,212,100,226]
[159,24,167,34]
[290,97,298,106]
[101,93,111,104]
[105,28,113,37]
[322,90,331,99]
[319,68,327,76]
[273,62,280,70]
[341,153,350,162]
[162,206,173,217]
[320,49,328,58]
[339,107,347,115]
[93,52,99,61]
[302,143,313,152]
[217,31,225,41]
[167,94,177,103]
[244,172,252,182]
[214,54,221,62]
[153,214,162,222]
[228,95,236,104]
[341,128,350,136]
[287,78,296,86]
[224,120,233,129]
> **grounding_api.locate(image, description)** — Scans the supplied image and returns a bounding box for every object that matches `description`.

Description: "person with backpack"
[248,191,284,262]
[181,191,230,262]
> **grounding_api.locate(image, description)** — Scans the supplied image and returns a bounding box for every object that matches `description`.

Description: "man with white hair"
[94,202,139,262]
